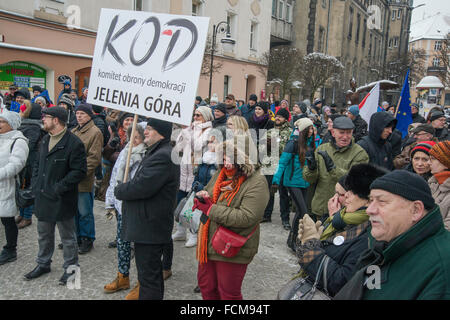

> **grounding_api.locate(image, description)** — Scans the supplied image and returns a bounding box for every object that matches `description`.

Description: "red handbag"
[211,225,258,258]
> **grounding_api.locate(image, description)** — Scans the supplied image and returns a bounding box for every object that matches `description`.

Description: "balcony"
[427,66,447,73]
[270,16,294,47]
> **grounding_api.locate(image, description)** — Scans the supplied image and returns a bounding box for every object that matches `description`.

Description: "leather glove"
[192,196,213,215]
[318,150,335,172]
[271,184,279,194]
[105,208,117,220]
[298,214,324,244]
[305,150,317,171]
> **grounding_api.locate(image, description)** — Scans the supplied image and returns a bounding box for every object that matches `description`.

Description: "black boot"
[78,238,93,254]
[59,269,76,286]
[0,249,17,265]
[24,265,51,280]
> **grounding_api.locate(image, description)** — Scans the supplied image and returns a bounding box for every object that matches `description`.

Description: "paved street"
[0,197,298,300]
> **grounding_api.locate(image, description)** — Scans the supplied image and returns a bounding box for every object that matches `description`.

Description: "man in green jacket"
[335,170,450,300]
[303,117,369,218]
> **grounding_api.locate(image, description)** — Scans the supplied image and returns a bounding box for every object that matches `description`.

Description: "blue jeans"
[20,205,34,219]
[76,191,96,241]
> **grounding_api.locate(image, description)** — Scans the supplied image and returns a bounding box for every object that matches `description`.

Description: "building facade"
[0,0,271,104]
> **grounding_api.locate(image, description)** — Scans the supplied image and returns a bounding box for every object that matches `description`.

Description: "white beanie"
[0,108,21,130]
[294,118,314,133]
[210,94,219,103]
[196,106,214,122]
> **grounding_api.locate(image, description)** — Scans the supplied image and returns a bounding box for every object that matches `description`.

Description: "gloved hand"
[298,214,324,244]
[318,150,335,172]
[271,184,279,194]
[305,150,317,171]
[199,212,209,224]
[105,207,117,220]
[109,136,120,149]
[192,196,213,215]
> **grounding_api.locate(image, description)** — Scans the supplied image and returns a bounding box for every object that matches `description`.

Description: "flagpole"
[394,96,402,118]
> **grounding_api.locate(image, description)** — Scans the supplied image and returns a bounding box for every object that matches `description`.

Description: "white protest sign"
[87,8,210,126]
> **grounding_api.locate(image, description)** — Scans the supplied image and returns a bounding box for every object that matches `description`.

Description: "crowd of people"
[0,83,449,300]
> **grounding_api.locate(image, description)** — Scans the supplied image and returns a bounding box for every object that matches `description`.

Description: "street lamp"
[208,21,236,100]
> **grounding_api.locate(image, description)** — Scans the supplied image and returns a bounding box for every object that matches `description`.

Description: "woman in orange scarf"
[192,140,269,300]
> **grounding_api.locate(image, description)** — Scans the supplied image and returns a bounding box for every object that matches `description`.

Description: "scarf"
[196,167,247,264]
[434,171,450,185]
[118,127,127,148]
[252,112,269,124]
[321,207,369,240]
[115,142,147,183]
[212,115,227,127]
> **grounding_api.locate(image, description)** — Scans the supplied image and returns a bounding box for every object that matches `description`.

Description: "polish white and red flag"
[358,82,380,130]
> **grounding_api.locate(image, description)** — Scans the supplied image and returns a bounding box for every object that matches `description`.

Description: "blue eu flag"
[10,101,21,113]
[395,69,412,138]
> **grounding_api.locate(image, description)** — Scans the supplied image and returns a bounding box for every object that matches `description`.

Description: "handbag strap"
[312,255,329,290]
[245,225,259,240]
[322,255,330,294]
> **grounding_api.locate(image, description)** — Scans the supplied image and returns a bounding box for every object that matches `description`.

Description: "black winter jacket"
[93,112,110,147]
[357,112,396,170]
[435,127,450,142]
[32,130,87,222]
[412,112,426,124]
[115,139,180,244]
[18,119,44,187]
[352,115,368,142]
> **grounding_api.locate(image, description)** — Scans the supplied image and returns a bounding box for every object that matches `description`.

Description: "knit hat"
[345,164,389,200]
[410,141,436,159]
[323,106,331,114]
[147,118,172,140]
[75,103,94,118]
[0,108,21,130]
[429,110,445,122]
[29,103,42,120]
[370,170,435,210]
[210,94,219,104]
[256,101,269,114]
[32,85,42,93]
[34,96,46,105]
[119,112,134,126]
[214,103,227,115]
[276,108,290,120]
[313,98,322,106]
[412,123,435,135]
[14,89,30,100]
[195,96,202,103]
[42,106,68,124]
[59,94,74,109]
[348,105,360,116]
[249,94,258,102]
[196,106,214,122]
[333,116,355,130]
[294,118,314,133]
[299,102,307,114]
[429,141,450,169]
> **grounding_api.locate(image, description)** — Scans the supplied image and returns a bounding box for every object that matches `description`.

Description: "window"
[397,9,402,19]
[278,1,284,19]
[388,38,393,48]
[362,19,367,47]
[224,75,231,98]
[227,13,236,39]
[374,36,377,58]
[369,33,372,56]
[391,10,396,20]
[250,23,257,50]
[134,0,142,11]
[318,26,325,52]
[286,1,292,23]
[435,41,442,51]
[394,37,398,47]
[322,0,327,8]
[348,7,353,39]
[433,57,440,67]
[356,13,361,44]
[272,0,277,17]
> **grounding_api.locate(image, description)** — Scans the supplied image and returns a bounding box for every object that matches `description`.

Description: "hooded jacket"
[357,112,396,170]
[352,115,368,142]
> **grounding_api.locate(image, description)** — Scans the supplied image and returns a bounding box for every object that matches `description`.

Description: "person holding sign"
[114,118,179,300]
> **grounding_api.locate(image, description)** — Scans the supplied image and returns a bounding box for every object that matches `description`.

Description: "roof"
[410,13,450,42]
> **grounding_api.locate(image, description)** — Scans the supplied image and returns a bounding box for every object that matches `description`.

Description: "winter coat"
[337,206,450,300]
[435,127,450,142]
[297,220,370,297]
[389,128,402,158]
[105,142,147,216]
[32,130,87,222]
[352,115,368,142]
[225,104,242,116]
[67,109,78,130]
[71,119,103,192]
[18,119,44,187]
[428,175,450,230]
[204,168,269,264]
[412,112,425,124]
[272,136,310,188]
[92,112,110,147]
[241,103,256,123]
[115,139,180,244]
[0,131,29,218]
[357,112,395,170]
[174,122,212,192]
[303,140,369,216]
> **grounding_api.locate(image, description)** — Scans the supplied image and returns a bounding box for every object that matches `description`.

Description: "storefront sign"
[0,61,46,92]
